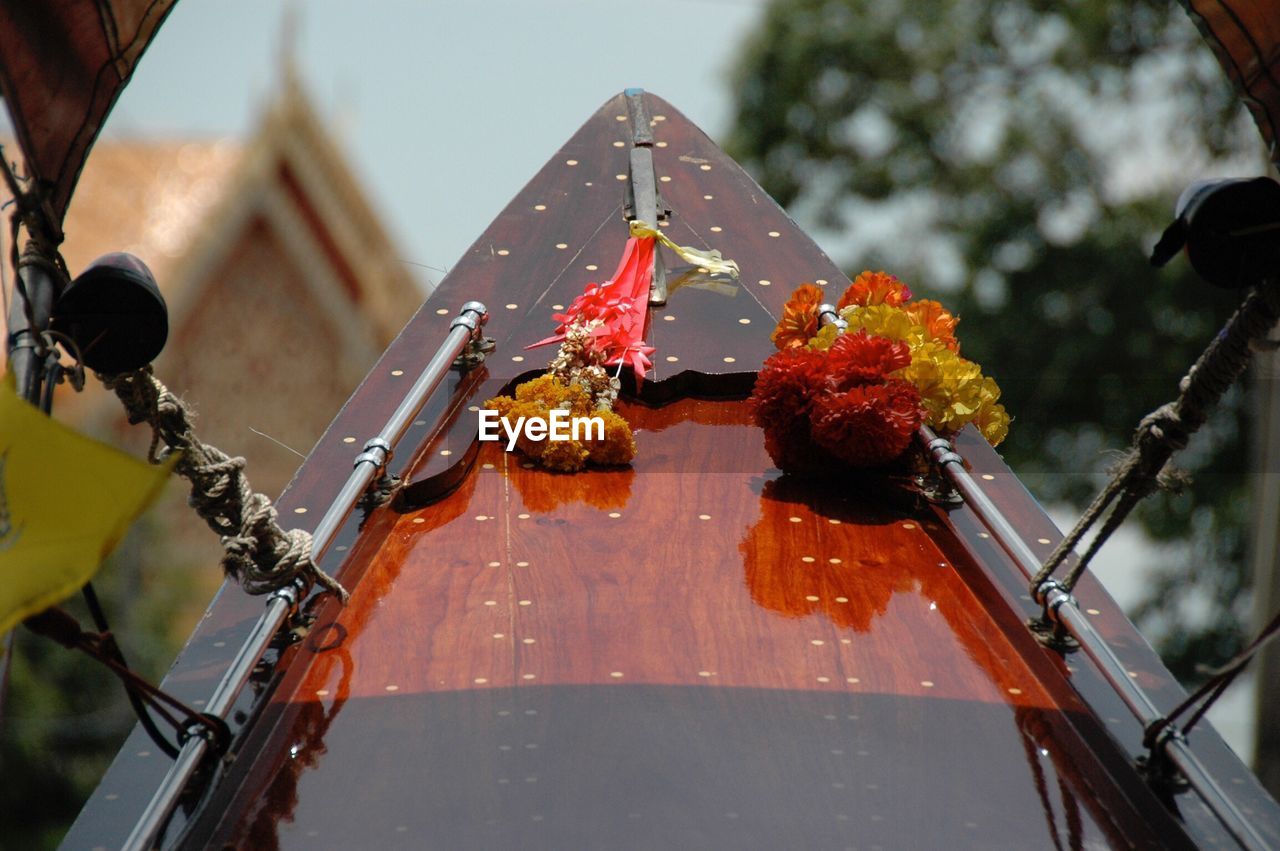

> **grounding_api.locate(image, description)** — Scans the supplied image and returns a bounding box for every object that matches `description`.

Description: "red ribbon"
[528,236,656,379]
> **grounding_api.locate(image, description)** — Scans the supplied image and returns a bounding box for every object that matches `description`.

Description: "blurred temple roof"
[60,138,245,288]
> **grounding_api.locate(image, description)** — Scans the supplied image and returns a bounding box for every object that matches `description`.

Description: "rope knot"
[101,368,348,602]
[1032,278,1280,599]
[1137,403,1190,453]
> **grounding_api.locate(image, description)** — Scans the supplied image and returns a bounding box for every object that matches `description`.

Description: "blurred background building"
[0,71,423,848]
[56,72,424,618]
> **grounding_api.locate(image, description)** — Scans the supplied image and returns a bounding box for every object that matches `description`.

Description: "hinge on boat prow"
[451,305,496,369]
[916,435,963,506]
[1029,579,1081,653]
[621,88,672,305]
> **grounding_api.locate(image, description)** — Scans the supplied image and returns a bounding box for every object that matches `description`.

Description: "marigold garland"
[485,236,649,472]
[753,331,924,470]
[752,271,1010,472]
[810,379,922,466]
[486,227,737,473]
[486,373,636,473]
[751,346,831,471]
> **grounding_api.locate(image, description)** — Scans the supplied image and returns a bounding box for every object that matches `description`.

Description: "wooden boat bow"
[64,90,1280,850]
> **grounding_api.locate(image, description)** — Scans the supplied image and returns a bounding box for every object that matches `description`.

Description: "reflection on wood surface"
[198,399,1186,849]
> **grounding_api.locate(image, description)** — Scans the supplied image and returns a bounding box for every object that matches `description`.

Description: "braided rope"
[100,367,348,602]
[1032,279,1280,594]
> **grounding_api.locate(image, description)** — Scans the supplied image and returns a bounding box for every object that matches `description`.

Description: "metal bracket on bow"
[621,89,672,305]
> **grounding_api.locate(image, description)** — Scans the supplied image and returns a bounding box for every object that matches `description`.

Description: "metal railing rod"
[917,426,1269,851]
[121,301,488,851]
[916,427,1164,723]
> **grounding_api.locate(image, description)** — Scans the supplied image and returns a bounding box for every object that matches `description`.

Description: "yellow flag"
[0,378,172,636]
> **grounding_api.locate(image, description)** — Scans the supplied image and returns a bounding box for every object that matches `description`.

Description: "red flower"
[755,323,926,472]
[752,347,825,419]
[529,237,657,380]
[810,380,923,467]
[751,347,829,471]
[837,271,912,310]
[552,283,632,333]
[824,330,912,391]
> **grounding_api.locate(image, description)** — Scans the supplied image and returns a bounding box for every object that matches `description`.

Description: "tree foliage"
[727,0,1264,678]
[0,520,194,849]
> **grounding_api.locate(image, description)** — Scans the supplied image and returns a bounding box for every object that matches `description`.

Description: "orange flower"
[515,373,592,415]
[901,299,960,351]
[771,283,824,349]
[837,271,912,311]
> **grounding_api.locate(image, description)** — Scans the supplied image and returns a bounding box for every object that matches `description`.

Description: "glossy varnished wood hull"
[65,91,1280,850]
[200,402,1190,849]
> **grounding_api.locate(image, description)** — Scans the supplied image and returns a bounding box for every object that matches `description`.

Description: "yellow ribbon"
[629,220,740,279]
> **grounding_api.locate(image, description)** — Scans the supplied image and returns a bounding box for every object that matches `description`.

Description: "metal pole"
[2,222,68,739]
[917,426,1271,851]
[811,295,1267,846]
[5,246,64,406]
[623,88,668,306]
[121,301,488,851]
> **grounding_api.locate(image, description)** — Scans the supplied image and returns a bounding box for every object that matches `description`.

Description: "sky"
[107,0,768,288]
[21,0,1258,758]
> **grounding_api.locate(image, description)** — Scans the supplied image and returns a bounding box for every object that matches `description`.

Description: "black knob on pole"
[51,252,168,374]
[1151,177,1280,288]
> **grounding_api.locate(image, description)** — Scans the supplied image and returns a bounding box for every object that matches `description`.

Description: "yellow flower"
[486,394,516,419]
[842,302,961,353]
[900,342,984,432]
[808,322,840,351]
[485,374,636,471]
[973,400,1010,446]
[841,304,919,344]
[584,409,637,466]
[971,377,1010,446]
[540,439,591,472]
